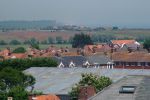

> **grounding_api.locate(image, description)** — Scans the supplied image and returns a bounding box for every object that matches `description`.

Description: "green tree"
[12,47,26,53]
[8,86,28,100]
[9,40,21,45]
[69,73,112,100]
[41,40,48,44]
[28,38,40,49]
[143,39,150,52]
[0,67,35,99]
[48,37,54,44]
[0,40,7,45]
[72,33,93,48]
[23,40,30,45]
[56,36,63,44]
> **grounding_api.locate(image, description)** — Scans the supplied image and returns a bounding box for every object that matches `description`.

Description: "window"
[137,62,141,66]
[119,86,136,94]
[115,62,119,66]
[141,62,146,66]
[126,62,129,66]
[147,62,150,66]
[145,62,148,66]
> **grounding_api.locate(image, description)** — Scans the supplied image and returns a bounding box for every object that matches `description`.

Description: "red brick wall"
[114,66,150,69]
[78,86,96,100]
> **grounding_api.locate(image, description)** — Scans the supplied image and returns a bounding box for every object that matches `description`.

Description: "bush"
[9,40,21,45]
[12,47,26,53]
[8,86,28,100]
[0,57,58,71]
[0,40,7,45]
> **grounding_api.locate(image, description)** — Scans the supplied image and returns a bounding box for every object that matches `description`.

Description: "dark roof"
[53,56,87,67]
[135,76,150,100]
[89,75,150,100]
[24,68,150,94]
[86,54,113,65]
[62,56,87,67]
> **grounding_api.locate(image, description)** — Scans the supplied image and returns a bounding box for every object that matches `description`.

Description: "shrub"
[12,47,26,53]
[9,40,21,45]
[69,73,112,100]
[0,40,7,45]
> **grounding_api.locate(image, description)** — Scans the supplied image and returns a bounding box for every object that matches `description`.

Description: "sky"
[0,0,150,28]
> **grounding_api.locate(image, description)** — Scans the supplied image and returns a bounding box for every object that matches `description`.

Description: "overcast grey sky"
[0,0,150,28]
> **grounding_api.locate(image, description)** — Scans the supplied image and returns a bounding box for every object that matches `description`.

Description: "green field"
[0,44,72,50]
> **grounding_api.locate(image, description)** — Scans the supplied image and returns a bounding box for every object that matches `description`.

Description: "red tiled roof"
[34,94,60,100]
[84,44,111,53]
[111,40,136,45]
[10,53,27,59]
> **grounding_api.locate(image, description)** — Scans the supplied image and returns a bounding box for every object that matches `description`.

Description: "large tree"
[0,67,35,99]
[28,38,40,50]
[72,33,93,48]
[143,39,150,52]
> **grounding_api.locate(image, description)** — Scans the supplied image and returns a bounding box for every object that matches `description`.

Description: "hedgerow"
[0,57,58,71]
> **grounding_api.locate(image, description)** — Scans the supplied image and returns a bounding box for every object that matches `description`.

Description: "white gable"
[69,61,75,68]
[58,62,64,68]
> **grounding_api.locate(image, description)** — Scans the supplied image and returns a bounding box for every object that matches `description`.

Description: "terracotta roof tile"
[10,53,27,59]
[34,94,60,100]
[111,40,136,45]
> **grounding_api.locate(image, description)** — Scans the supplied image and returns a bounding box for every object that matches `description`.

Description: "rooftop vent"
[119,86,136,94]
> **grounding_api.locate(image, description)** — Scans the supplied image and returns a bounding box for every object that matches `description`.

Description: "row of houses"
[112,52,150,69]
[52,51,150,69]
[1,39,150,69]
[0,39,142,59]
[53,55,114,69]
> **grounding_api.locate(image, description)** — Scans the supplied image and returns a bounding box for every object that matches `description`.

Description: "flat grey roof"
[89,75,150,100]
[24,68,150,94]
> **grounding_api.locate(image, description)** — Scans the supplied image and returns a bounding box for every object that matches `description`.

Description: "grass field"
[0,44,72,50]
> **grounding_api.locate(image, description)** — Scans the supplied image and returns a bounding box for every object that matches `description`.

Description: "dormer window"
[58,62,64,68]
[84,61,90,66]
[69,61,75,68]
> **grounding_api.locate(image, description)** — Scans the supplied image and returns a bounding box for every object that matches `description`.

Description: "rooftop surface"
[24,68,150,94]
[89,75,150,100]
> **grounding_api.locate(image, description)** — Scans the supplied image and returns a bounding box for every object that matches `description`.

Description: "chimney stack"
[78,86,96,100]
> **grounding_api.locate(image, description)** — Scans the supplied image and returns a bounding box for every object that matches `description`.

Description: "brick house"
[112,52,150,69]
[111,40,140,51]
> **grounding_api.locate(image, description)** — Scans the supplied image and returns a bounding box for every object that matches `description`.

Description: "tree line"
[0,36,71,45]
[0,33,150,46]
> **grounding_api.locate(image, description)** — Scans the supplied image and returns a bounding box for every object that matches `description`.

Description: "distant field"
[0,30,78,42]
[0,29,150,42]
[0,44,72,50]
